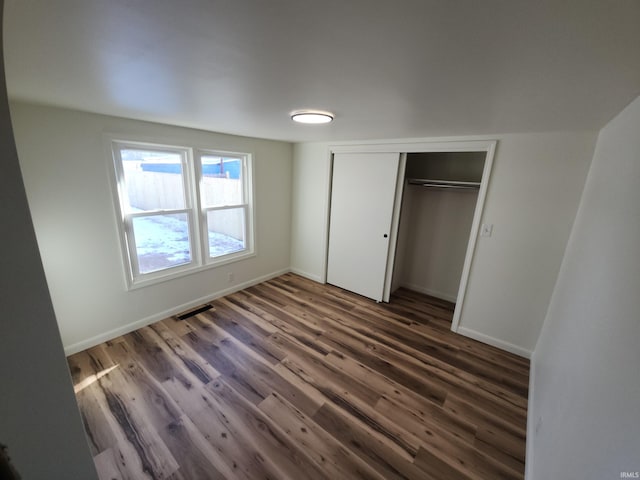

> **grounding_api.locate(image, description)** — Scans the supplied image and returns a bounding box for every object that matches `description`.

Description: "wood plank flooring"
[68,273,529,480]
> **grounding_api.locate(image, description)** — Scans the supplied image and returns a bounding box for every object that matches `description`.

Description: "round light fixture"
[291,110,334,124]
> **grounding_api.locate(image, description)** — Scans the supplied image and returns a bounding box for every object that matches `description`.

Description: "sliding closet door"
[327,152,400,301]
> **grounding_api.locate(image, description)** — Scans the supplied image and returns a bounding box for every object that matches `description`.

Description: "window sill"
[126,250,256,291]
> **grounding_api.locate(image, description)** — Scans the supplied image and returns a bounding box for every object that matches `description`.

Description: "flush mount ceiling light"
[290,110,334,124]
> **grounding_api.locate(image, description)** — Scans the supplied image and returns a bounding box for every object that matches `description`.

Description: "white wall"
[528,96,640,479]
[458,132,595,355]
[10,102,293,353]
[290,142,331,282]
[0,10,98,478]
[395,185,478,302]
[291,132,596,356]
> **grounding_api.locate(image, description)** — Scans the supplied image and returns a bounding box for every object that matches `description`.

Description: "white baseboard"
[400,282,457,303]
[288,267,323,283]
[456,326,532,359]
[525,355,536,479]
[63,268,290,356]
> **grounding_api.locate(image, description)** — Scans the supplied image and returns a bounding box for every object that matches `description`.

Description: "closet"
[391,152,486,303]
[327,144,491,321]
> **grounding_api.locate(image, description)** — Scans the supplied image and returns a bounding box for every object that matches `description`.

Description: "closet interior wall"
[392,152,486,303]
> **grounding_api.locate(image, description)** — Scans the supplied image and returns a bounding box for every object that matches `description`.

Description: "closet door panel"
[327,152,400,301]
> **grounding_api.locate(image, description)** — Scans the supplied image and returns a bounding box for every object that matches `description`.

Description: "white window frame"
[110,139,255,289]
[194,149,254,265]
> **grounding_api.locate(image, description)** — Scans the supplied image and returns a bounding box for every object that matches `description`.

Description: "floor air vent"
[176,304,213,320]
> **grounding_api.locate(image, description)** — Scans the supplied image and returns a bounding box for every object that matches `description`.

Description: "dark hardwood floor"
[68,273,529,480]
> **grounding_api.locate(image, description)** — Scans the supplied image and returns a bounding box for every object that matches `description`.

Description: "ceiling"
[4,0,640,143]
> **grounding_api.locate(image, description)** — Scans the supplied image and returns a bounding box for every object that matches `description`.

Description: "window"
[111,140,254,287]
[197,152,249,259]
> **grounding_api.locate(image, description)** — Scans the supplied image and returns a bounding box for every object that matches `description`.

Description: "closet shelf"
[407,178,481,190]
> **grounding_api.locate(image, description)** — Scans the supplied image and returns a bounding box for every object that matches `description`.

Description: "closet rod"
[407,178,481,190]
[419,183,479,190]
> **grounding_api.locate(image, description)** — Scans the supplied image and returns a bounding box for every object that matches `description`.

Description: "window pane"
[201,155,243,207]
[132,213,191,274]
[120,149,186,211]
[206,208,245,258]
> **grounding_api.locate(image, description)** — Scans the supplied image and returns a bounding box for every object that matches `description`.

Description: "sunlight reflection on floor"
[74,364,119,394]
